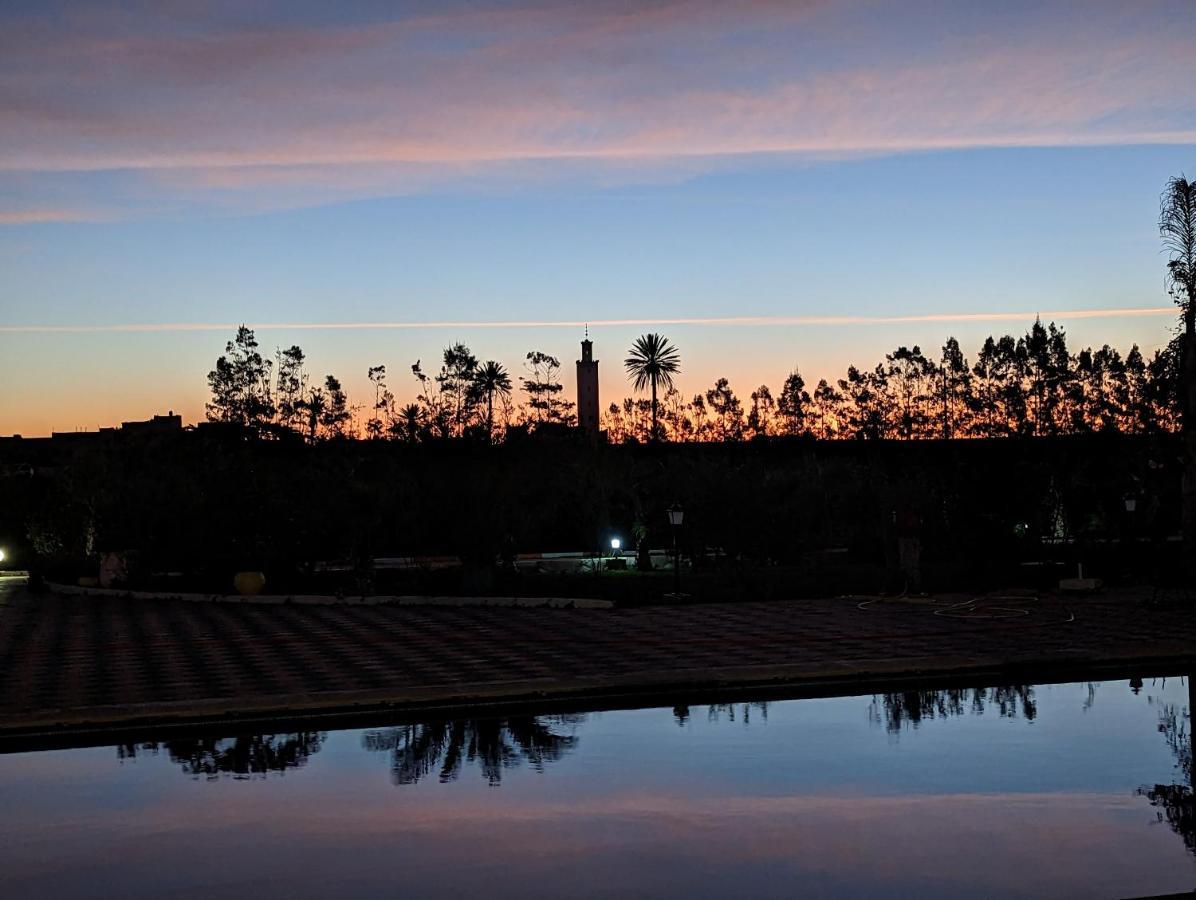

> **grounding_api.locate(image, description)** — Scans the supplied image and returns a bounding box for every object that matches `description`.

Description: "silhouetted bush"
[1,428,1183,595]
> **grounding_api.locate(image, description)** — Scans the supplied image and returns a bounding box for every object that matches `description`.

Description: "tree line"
[205,318,1181,443]
[206,328,575,442]
[607,323,1182,442]
[205,174,1193,454]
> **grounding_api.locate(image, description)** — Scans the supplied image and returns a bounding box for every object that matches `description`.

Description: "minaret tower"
[576,327,600,434]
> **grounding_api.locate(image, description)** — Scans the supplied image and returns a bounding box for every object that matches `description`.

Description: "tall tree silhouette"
[475,360,512,441]
[939,337,970,438]
[884,345,936,438]
[625,333,681,441]
[777,370,811,436]
[747,385,776,437]
[809,378,842,439]
[838,365,887,439]
[275,345,308,434]
[438,343,480,436]
[206,325,275,428]
[365,365,392,439]
[1161,175,1196,578]
[319,375,350,438]
[705,377,745,441]
[521,351,574,427]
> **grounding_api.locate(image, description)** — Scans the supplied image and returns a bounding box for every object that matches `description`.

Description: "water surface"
[1,676,1193,898]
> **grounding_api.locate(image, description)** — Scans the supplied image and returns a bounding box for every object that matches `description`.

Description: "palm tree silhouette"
[392,403,423,442]
[475,360,512,441]
[625,333,681,441]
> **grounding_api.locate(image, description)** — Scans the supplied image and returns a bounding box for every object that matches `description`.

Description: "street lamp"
[667,504,684,597]
[610,537,622,554]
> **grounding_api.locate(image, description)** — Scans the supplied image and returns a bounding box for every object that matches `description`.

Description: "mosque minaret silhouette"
[576,327,599,434]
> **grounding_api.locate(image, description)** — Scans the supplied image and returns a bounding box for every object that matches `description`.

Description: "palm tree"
[474,360,512,440]
[625,333,681,441]
[299,386,326,442]
[389,403,423,443]
[1161,174,1196,578]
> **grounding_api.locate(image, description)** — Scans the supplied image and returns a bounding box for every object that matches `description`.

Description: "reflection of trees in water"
[672,702,769,726]
[1137,677,1194,856]
[117,732,327,779]
[869,686,1037,733]
[1140,782,1195,855]
[362,715,583,786]
[1155,699,1194,784]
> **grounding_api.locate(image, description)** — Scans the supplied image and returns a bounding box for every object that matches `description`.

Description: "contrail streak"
[0,307,1178,334]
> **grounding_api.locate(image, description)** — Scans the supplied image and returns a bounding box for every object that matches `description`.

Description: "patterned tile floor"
[0,577,1192,731]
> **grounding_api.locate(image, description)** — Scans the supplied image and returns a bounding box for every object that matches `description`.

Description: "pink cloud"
[0,209,95,225]
[0,0,1191,193]
[2,786,1192,897]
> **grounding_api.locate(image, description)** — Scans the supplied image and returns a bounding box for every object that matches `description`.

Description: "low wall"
[46,582,613,609]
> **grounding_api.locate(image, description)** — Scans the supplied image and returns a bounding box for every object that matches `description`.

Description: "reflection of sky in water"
[0,677,1192,899]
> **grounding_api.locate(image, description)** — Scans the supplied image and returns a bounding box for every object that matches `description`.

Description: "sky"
[1,0,1194,435]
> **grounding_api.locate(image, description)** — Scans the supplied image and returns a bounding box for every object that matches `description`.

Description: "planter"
[234,571,266,596]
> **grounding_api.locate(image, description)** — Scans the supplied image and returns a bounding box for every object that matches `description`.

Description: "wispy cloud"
[0,209,95,225]
[0,307,1176,334]
[1,1,1192,215]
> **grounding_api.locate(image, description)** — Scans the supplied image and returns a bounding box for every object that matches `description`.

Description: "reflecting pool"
[1,676,1193,898]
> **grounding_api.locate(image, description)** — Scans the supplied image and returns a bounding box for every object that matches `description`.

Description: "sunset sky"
[2,0,1194,435]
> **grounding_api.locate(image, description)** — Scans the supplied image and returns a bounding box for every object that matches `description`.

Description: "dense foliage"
[204,319,1182,445]
[606,323,1181,442]
[4,430,1183,592]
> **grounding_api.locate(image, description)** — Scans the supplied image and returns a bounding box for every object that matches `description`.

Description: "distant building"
[120,411,182,433]
[43,411,183,443]
[576,334,600,434]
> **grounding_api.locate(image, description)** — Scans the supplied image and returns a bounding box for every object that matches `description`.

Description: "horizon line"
[0,307,1179,335]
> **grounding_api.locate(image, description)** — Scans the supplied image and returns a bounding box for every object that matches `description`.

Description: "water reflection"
[9,675,1192,897]
[869,685,1038,733]
[1137,680,1195,855]
[118,732,326,779]
[672,702,769,725]
[865,677,1195,858]
[104,683,1196,866]
[362,715,584,785]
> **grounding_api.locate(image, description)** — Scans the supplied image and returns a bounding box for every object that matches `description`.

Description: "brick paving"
[0,577,1193,734]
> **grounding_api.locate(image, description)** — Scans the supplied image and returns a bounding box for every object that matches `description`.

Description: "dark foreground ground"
[1,575,1193,744]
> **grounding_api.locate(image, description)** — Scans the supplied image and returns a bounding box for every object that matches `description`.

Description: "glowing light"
[610,538,621,551]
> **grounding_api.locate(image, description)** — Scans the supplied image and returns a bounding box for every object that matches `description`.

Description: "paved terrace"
[0,576,1193,738]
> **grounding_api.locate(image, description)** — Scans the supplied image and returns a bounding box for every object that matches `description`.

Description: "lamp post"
[667,504,684,597]
[1123,496,1138,577]
[605,536,622,573]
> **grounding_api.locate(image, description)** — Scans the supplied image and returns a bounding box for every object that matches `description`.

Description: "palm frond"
[624,333,681,391]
